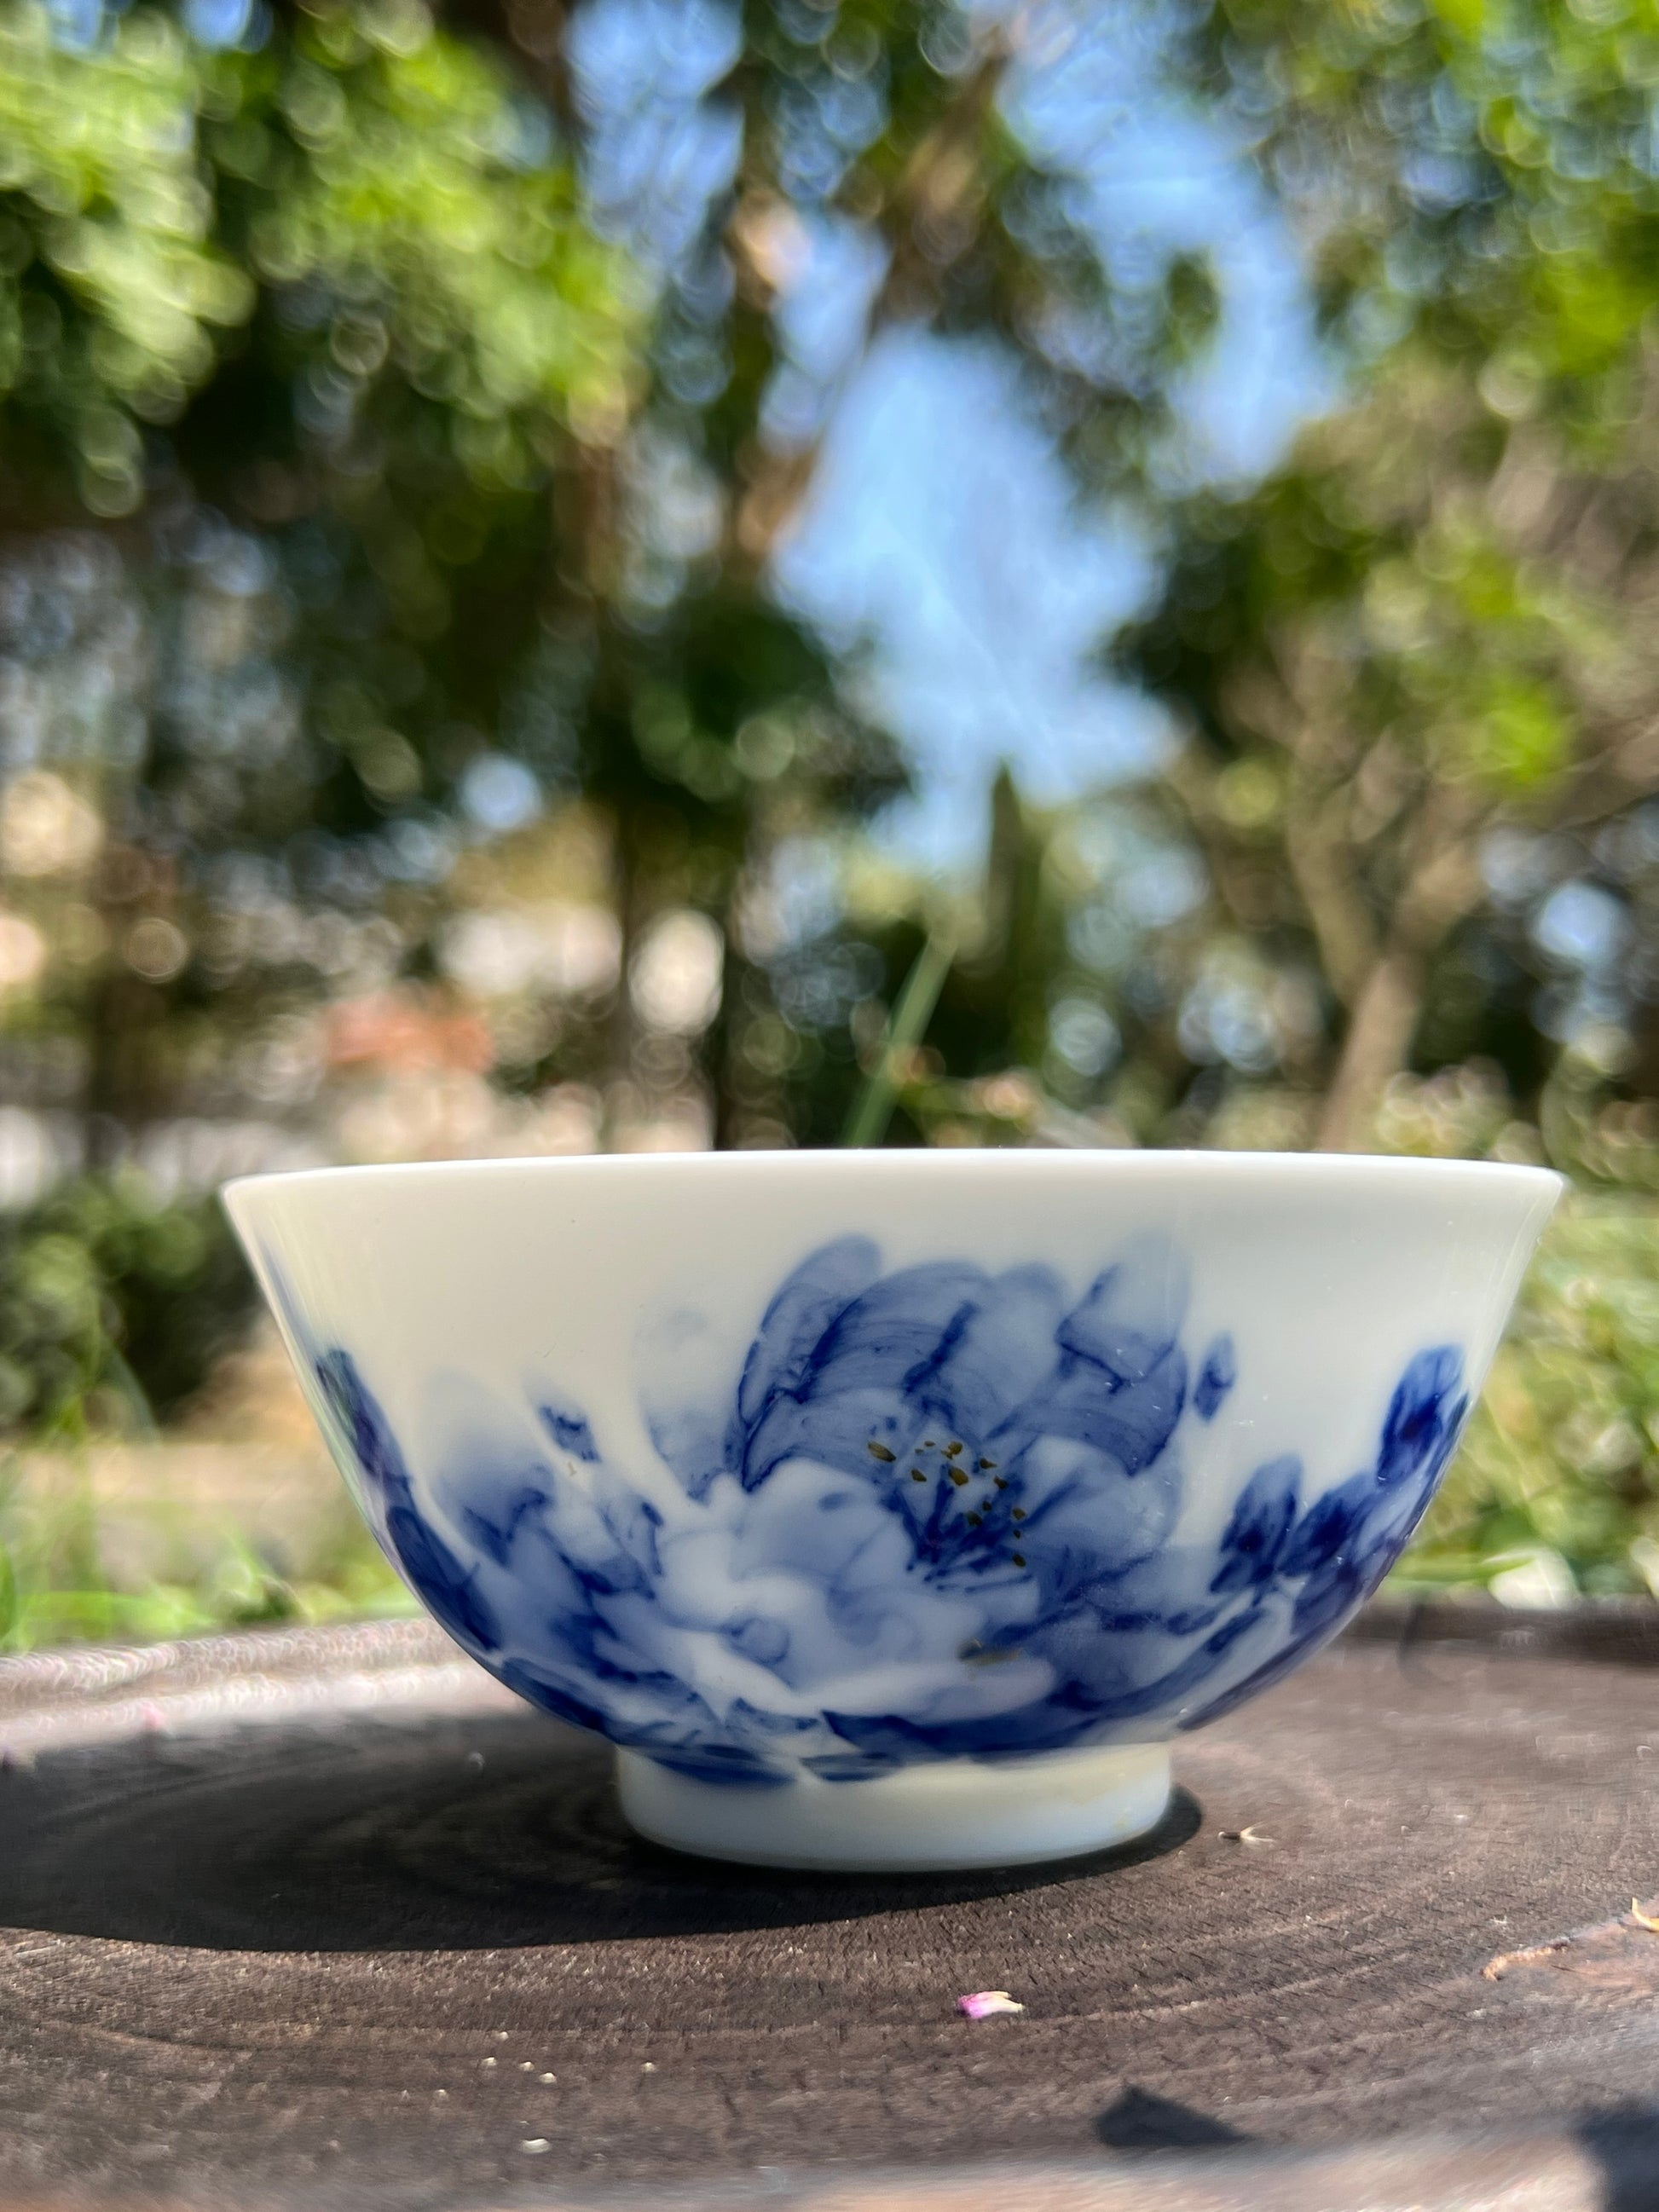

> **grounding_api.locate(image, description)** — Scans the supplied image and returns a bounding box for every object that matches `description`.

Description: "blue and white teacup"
[226,1151,1558,1871]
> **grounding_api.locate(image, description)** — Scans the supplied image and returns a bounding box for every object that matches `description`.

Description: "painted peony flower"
[287,1233,1468,1783]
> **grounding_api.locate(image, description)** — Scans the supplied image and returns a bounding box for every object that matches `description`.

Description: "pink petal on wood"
[957,1990,1025,2019]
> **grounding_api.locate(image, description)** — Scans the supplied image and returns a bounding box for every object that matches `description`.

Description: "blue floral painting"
[269,1233,1469,1785]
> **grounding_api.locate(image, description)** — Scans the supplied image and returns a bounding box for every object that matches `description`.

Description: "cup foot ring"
[616,1741,1173,1872]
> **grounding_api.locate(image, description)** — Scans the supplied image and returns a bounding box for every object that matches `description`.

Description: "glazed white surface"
[616,1741,1175,1870]
[225,1152,1558,1866]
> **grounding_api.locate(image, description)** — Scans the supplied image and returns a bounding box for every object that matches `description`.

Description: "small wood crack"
[1482,1897,1659,1990]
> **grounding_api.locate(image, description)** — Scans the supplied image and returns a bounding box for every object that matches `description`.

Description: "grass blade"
[841,931,955,1149]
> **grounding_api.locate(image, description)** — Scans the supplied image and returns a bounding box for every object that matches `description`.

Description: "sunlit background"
[1,0,1658,1640]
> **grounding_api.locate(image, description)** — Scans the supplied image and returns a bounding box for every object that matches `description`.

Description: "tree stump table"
[3,1607,1658,2212]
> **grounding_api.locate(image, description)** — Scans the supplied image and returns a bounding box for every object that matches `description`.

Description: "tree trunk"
[1312,941,1426,1152]
[1309,780,1489,1154]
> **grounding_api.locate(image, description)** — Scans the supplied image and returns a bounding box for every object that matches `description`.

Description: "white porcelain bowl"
[225,1152,1558,1871]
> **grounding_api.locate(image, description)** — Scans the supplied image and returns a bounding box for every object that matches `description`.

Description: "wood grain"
[2,1608,1658,2209]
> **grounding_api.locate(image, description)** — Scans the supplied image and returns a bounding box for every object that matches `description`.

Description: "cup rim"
[223,1148,1564,1206]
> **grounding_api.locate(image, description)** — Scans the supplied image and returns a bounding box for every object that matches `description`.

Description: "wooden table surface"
[3,1605,1659,2212]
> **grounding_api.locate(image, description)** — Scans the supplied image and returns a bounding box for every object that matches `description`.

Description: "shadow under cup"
[223,1150,1559,1870]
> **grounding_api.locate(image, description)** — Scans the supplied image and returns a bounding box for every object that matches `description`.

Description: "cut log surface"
[3,1606,1659,2212]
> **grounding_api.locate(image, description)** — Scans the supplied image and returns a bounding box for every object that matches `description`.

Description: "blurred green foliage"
[1407,1195,1659,1600]
[0,1461,410,1649]
[0,1170,251,1432]
[1116,0,1659,1152]
[0,0,643,511]
[0,0,1655,1644]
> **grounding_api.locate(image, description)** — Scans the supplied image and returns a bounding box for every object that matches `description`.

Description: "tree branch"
[1281,786,1380,1009]
[1313,789,1490,1152]
[1159,738,1284,935]
[726,47,1010,569]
